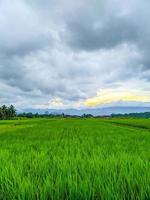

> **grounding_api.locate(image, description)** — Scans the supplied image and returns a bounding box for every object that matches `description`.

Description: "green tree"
[1,105,8,119]
[0,105,16,120]
[8,105,16,118]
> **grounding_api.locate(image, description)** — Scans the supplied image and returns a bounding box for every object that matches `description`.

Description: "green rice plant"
[0,118,149,200]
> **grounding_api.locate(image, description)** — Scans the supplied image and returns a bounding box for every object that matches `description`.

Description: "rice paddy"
[0,118,149,200]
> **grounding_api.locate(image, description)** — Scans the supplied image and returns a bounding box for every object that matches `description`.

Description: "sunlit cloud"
[48,98,64,108]
[84,89,150,107]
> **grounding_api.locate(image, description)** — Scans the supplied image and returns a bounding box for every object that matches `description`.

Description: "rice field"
[0,118,149,200]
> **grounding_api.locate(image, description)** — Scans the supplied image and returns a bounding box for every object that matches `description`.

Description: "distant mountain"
[21,106,150,116]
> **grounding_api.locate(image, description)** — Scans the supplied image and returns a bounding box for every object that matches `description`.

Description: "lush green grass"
[106,118,150,130]
[0,118,149,200]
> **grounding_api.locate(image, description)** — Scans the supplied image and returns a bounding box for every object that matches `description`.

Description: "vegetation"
[18,110,150,119]
[0,118,149,200]
[17,112,94,118]
[107,117,150,130]
[111,112,150,118]
[0,105,16,120]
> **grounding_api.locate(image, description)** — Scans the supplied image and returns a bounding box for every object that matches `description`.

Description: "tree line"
[0,105,16,120]
[19,112,150,119]
[111,112,150,118]
[1,104,150,120]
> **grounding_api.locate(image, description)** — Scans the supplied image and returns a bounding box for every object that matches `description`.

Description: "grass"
[0,118,149,200]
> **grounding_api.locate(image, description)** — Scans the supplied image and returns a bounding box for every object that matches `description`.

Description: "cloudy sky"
[1,0,150,109]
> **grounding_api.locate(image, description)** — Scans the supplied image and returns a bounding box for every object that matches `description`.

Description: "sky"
[0,0,150,109]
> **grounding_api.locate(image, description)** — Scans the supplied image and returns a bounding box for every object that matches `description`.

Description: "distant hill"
[21,107,150,116]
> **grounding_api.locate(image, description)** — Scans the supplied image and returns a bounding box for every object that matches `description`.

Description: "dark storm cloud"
[65,11,138,51]
[62,0,150,75]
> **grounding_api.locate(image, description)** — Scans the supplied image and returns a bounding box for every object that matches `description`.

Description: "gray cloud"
[64,9,138,51]
[0,0,150,108]
[0,0,55,55]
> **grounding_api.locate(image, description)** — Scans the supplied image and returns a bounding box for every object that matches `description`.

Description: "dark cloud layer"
[65,5,138,51]
[0,0,150,108]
